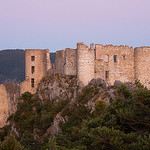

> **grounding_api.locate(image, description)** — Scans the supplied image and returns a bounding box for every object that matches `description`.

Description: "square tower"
[20,49,51,94]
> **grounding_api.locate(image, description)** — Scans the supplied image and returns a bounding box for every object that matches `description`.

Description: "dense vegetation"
[0,50,56,84]
[50,84,150,150]
[0,80,150,150]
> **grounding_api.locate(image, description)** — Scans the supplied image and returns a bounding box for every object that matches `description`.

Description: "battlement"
[95,44,133,50]
[77,42,89,49]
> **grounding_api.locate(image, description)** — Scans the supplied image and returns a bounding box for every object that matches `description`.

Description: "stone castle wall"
[0,83,20,127]
[64,48,77,75]
[0,84,8,127]
[95,44,135,85]
[54,42,150,88]
[134,47,150,89]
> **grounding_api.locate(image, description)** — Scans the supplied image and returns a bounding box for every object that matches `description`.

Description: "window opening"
[31,66,35,74]
[123,55,126,59]
[31,56,35,61]
[105,71,109,79]
[31,78,34,88]
[114,55,117,62]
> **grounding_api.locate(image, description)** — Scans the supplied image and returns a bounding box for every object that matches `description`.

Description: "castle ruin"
[0,42,150,127]
[55,42,137,86]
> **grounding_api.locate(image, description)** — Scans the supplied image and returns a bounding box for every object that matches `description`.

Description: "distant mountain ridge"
[0,49,56,84]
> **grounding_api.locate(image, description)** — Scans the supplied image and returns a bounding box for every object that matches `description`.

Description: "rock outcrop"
[37,73,83,102]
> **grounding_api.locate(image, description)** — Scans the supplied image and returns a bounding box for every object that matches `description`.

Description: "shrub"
[117,84,132,99]
[0,135,24,150]
[94,100,106,117]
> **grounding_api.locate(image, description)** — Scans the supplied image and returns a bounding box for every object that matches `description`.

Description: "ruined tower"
[134,47,150,89]
[20,49,51,94]
[77,42,95,86]
[55,50,65,74]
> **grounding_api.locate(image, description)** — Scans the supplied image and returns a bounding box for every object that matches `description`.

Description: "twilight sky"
[0,0,150,52]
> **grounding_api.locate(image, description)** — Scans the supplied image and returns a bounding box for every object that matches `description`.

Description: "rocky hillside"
[0,73,150,150]
[0,50,56,84]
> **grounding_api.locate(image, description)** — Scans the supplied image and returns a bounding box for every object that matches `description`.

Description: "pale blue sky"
[0,0,150,52]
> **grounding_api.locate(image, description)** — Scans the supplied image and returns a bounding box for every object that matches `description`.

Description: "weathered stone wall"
[95,44,134,85]
[5,84,20,115]
[0,84,9,127]
[77,42,95,86]
[55,50,65,74]
[134,47,150,89]
[64,48,77,75]
[0,83,20,127]
[21,49,51,94]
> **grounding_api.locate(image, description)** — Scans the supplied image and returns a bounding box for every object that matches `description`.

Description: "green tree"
[0,135,24,150]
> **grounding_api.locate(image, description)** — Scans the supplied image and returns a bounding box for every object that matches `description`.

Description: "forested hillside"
[0,50,56,84]
[0,73,149,150]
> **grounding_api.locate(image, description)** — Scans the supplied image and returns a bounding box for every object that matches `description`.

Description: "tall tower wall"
[20,49,51,94]
[134,47,150,89]
[55,50,65,74]
[77,42,94,86]
[0,83,20,127]
[0,84,8,127]
[64,48,77,75]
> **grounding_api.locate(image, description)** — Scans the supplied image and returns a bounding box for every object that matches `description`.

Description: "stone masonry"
[95,44,134,85]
